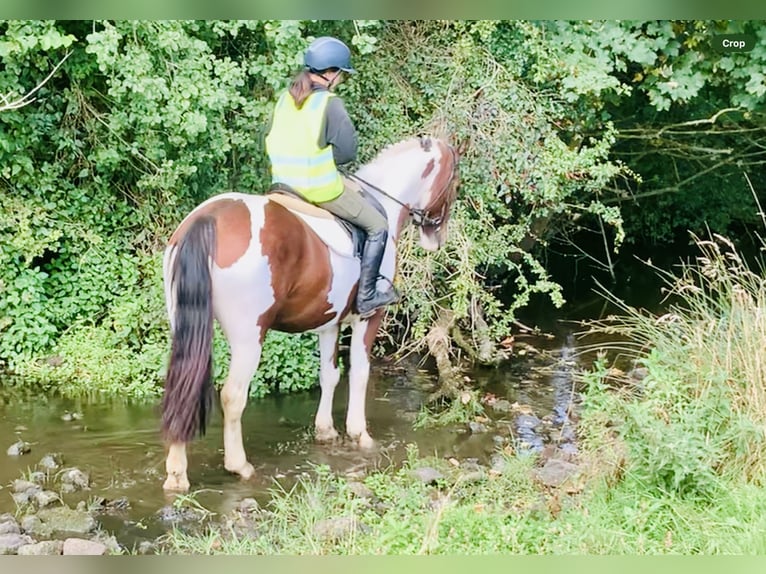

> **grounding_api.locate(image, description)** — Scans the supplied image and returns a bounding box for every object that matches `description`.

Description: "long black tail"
[161,216,216,443]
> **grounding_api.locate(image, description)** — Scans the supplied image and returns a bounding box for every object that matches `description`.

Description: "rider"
[265,36,398,318]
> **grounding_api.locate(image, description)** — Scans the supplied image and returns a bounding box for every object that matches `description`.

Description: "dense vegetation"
[1,20,764,399]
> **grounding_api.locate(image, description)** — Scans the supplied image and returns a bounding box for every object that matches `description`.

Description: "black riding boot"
[356,230,399,318]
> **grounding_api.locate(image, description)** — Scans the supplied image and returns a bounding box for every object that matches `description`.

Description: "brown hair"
[288,68,340,108]
[288,70,314,109]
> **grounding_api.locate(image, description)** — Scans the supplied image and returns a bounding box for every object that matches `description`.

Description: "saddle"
[266,182,387,259]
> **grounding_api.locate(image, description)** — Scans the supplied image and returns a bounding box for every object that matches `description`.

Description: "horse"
[160,135,459,491]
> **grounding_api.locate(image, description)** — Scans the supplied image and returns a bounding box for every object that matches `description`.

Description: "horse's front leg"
[346,316,382,449]
[314,326,341,442]
[221,341,262,480]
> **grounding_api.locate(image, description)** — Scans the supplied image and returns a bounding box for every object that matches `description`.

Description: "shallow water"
[0,333,579,548]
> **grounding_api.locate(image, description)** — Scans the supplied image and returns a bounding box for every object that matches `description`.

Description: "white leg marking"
[163,442,190,492]
[346,320,374,448]
[213,198,273,480]
[315,327,341,441]
[221,340,262,480]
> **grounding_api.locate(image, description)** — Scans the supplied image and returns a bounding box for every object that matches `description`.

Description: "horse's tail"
[161,215,217,443]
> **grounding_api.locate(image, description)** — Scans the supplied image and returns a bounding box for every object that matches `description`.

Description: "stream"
[1,330,581,550]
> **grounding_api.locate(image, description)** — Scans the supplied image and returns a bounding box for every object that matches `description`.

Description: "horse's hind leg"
[221,341,262,479]
[314,326,341,441]
[164,443,190,491]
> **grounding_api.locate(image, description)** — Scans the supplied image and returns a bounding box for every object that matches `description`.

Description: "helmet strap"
[315,70,341,91]
[327,72,339,91]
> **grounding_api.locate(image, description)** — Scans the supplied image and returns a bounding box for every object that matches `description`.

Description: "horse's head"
[357,135,460,250]
[411,136,460,251]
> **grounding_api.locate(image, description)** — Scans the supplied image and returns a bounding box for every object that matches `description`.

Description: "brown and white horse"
[160,135,459,491]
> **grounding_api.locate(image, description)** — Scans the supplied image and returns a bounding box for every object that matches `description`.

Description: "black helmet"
[304,36,356,74]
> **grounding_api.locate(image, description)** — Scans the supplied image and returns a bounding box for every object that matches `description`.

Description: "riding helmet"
[304,36,356,74]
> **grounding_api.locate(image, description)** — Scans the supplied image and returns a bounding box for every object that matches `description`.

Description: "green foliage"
[19,321,165,400]
[0,20,300,387]
[413,388,485,429]
[347,21,626,350]
[2,19,762,399]
[13,251,169,399]
[250,331,321,398]
[159,444,766,554]
[211,326,320,399]
[510,20,766,244]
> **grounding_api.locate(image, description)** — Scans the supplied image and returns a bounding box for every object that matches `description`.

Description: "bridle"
[340,142,458,231]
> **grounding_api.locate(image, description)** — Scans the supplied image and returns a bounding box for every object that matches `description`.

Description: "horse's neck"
[357,159,421,237]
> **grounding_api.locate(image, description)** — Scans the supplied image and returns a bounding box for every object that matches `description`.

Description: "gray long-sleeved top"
[320,91,358,166]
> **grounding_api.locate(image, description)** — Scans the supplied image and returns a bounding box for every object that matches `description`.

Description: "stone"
[347,481,374,499]
[313,516,368,541]
[36,506,97,535]
[12,479,40,493]
[0,533,35,555]
[60,468,90,492]
[237,498,260,514]
[468,421,488,434]
[6,440,31,456]
[491,399,513,413]
[34,490,61,508]
[410,467,445,485]
[20,515,46,537]
[38,453,64,471]
[12,492,35,506]
[534,458,580,488]
[17,540,64,555]
[62,538,108,555]
[29,471,47,483]
[0,521,20,535]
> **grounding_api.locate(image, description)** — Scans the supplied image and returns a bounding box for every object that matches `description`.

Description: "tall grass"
[580,232,766,493]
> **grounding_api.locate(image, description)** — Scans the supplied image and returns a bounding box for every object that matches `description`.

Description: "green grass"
[156,451,766,555]
[580,233,766,491]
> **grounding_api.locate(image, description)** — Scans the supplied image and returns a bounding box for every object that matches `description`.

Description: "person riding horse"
[265,36,398,318]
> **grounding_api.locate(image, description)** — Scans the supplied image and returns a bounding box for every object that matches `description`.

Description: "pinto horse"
[160,135,459,491]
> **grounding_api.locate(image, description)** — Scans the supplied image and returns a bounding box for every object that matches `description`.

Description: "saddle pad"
[266,193,334,220]
[266,195,356,259]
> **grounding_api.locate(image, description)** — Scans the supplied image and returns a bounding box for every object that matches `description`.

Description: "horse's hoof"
[226,461,256,480]
[356,432,375,450]
[238,462,256,480]
[163,474,190,492]
[315,427,339,442]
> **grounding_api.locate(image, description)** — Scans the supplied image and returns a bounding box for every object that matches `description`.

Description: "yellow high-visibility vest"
[265,90,344,203]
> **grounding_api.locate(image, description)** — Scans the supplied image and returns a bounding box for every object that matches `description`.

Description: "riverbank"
[158,235,766,554]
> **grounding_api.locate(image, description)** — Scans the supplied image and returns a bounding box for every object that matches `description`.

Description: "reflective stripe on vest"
[265,90,344,203]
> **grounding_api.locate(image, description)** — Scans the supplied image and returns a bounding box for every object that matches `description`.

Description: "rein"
[339,143,458,230]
